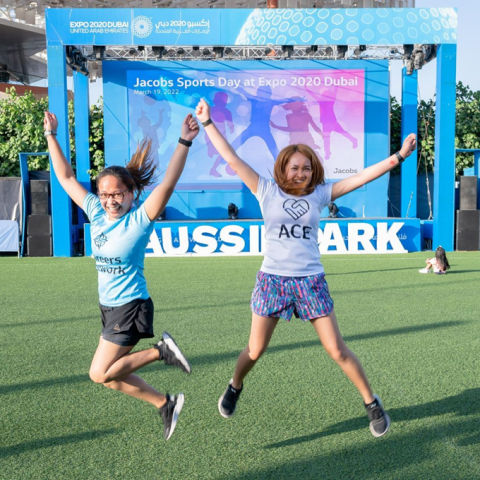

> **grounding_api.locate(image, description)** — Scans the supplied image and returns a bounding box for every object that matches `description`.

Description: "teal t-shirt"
[83,193,155,307]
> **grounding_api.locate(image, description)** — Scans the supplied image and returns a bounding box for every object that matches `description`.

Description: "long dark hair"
[273,144,325,196]
[435,246,450,271]
[96,138,157,200]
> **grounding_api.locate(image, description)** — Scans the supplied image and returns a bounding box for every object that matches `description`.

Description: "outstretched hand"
[195,99,211,124]
[44,111,58,132]
[400,133,417,158]
[181,113,199,142]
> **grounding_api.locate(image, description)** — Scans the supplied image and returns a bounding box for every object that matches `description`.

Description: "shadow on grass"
[0,429,117,459]
[144,320,468,371]
[0,320,468,395]
[1,317,96,329]
[234,412,480,479]
[265,388,480,450]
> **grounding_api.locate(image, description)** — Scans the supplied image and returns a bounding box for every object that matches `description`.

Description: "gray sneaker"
[365,394,390,437]
[159,393,185,440]
[155,331,192,374]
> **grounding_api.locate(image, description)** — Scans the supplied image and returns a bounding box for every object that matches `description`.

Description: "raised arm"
[44,112,88,208]
[143,114,199,221]
[196,99,259,193]
[332,134,416,201]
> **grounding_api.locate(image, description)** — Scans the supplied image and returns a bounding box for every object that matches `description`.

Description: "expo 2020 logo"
[132,16,153,38]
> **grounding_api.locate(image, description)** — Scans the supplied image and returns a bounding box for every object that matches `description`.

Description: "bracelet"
[202,118,213,127]
[44,130,57,138]
[395,151,405,164]
[178,137,193,148]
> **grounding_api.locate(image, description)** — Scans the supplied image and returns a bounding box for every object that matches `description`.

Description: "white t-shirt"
[255,176,332,277]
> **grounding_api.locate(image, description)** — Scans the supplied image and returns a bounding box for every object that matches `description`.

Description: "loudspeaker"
[30,180,50,215]
[27,235,52,257]
[27,215,52,236]
[459,177,477,210]
[456,210,480,251]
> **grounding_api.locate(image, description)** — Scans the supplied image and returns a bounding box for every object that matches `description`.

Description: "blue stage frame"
[44,7,458,255]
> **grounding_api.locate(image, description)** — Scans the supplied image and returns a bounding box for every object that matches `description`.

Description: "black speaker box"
[30,180,50,215]
[459,176,478,210]
[27,215,52,236]
[456,210,480,251]
[27,235,52,257]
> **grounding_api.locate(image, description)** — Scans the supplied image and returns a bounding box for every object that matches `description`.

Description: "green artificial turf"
[1,252,479,480]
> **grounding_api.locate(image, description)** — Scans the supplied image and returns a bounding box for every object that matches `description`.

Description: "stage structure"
[45,7,457,257]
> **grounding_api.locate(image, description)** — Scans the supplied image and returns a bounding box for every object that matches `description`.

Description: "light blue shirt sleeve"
[83,193,104,223]
[130,203,154,233]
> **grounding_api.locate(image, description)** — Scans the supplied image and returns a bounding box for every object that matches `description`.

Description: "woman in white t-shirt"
[196,99,416,438]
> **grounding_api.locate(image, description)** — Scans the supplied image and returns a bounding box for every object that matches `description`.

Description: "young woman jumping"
[196,98,416,438]
[44,111,199,440]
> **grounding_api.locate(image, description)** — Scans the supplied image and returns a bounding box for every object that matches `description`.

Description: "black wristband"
[202,118,213,127]
[395,151,405,164]
[178,137,193,148]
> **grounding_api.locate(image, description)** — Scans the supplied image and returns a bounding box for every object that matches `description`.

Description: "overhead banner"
[128,67,365,187]
[46,8,458,46]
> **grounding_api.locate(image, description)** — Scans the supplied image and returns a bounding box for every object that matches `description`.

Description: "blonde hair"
[273,144,325,196]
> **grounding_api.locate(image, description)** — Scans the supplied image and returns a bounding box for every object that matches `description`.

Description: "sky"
[82,1,478,105]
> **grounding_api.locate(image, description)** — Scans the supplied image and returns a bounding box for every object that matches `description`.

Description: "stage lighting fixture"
[424,44,437,63]
[306,45,318,54]
[325,46,334,56]
[282,45,294,58]
[264,47,273,55]
[328,202,339,218]
[390,47,398,55]
[192,46,201,57]
[128,47,137,56]
[403,44,414,59]
[406,58,415,76]
[202,48,211,56]
[413,46,425,70]
[152,46,166,59]
[353,45,366,56]
[138,46,145,52]
[88,61,98,83]
[66,46,89,76]
[176,48,186,55]
[224,47,233,55]
[213,47,224,58]
[93,46,105,61]
[228,203,239,220]
[337,45,348,59]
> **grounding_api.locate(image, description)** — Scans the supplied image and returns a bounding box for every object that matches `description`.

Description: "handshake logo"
[283,199,310,220]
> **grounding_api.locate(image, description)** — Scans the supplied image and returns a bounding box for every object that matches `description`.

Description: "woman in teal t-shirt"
[44,111,198,441]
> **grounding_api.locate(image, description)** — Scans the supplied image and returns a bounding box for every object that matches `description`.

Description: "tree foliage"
[391,81,480,177]
[0,87,103,179]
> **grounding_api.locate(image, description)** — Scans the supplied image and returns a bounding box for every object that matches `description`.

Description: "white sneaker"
[418,268,431,274]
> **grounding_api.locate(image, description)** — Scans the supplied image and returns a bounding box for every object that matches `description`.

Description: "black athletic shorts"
[100,297,154,347]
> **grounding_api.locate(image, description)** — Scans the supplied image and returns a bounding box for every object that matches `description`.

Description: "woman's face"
[97,175,134,220]
[285,152,313,186]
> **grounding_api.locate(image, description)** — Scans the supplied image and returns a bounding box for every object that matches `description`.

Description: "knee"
[326,346,349,364]
[248,346,266,362]
[89,368,109,385]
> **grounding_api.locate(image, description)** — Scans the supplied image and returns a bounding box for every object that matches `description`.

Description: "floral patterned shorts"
[250,271,334,321]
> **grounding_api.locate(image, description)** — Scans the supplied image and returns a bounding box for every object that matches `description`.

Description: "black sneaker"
[365,394,390,437]
[159,393,185,440]
[218,379,243,418]
[155,331,192,374]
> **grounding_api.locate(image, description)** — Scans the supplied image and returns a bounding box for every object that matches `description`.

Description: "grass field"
[1,252,479,480]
